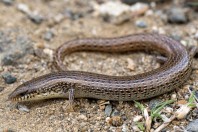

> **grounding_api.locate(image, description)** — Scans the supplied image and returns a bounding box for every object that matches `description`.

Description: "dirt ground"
[0,0,197,132]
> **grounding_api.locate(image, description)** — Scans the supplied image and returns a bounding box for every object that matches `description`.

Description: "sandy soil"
[0,0,197,131]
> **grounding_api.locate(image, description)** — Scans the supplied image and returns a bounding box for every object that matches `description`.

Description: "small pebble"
[28,14,44,24]
[105,104,113,117]
[180,40,187,46]
[17,3,44,24]
[64,9,83,20]
[186,119,198,132]
[184,94,189,100]
[127,58,135,70]
[98,100,110,110]
[97,1,130,17]
[17,104,30,113]
[2,73,17,84]
[17,3,30,14]
[2,0,14,5]
[171,94,177,100]
[106,116,123,127]
[135,20,147,28]
[167,7,188,24]
[43,31,54,41]
[149,99,162,109]
[122,124,129,132]
[54,14,64,23]
[133,115,143,122]
[164,107,173,113]
[130,2,149,16]
[78,114,88,121]
[111,109,120,116]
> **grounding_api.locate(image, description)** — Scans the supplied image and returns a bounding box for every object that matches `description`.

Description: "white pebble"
[17,104,30,113]
[96,1,130,17]
[43,48,54,61]
[133,115,143,122]
[171,94,177,100]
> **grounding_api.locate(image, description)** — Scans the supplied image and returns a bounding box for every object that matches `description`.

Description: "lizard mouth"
[9,88,68,102]
[9,90,38,102]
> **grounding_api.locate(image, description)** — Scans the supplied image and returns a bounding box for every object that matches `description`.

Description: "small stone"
[184,94,189,100]
[164,107,173,113]
[2,73,17,84]
[106,116,123,127]
[180,40,187,46]
[96,1,131,25]
[97,1,130,17]
[122,124,129,132]
[149,99,162,109]
[152,26,166,34]
[186,119,198,132]
[54,14,64,23]
[98,100,110,110]
[78,114,88,121]
[111,109,120,116]
[127,58,135,70]
[0,87,4,92]
[133,115,143,122]
[43,49,53,60]
[171,94,177,100]
[17,3,30,14]
[2,0,14,5]
[64,9,84,20]
[43,31,54,41]
[130,2,149,16]
[28,13,44,24]
[105,104,112,117]
[167,7,188,24]
[110,12,131,25]
[17,104,30,112]
[135,20,147,28]
[17,3,43,24]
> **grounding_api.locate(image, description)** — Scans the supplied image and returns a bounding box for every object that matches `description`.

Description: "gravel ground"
[0,0,198,131]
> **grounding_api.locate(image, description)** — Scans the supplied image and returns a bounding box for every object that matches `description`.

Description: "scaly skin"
[8,34,193,102]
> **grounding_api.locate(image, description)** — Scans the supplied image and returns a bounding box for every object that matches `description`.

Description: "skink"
[8,34,194,102]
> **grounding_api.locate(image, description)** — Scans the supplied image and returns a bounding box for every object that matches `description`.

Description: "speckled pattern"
[0,0,198,131]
